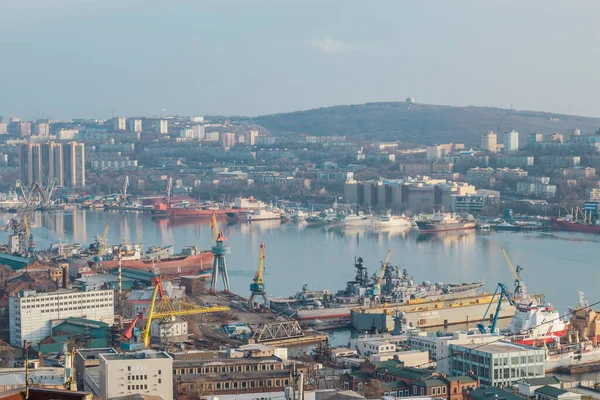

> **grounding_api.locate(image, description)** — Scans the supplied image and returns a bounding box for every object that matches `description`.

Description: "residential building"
[170,349,306,397]
[246,130,259,145]
[126,118,142,133]
[535,386,581,400]
[399,162,432,175]
[495,156,533,168]
[57,128,79,140]
[549,133,564,143]
[481,132,497,153]
[452,190,500,215]
[503,130,519,152]
[527,132,544,149]
[63,142,86,187]
[0,122,7,134]
[204,131,219,141]
[17,121,32,136]
[156,119,168,134]
[41,141,64,186]
[19,142,42,185]
[192,124,205,139]
[426,143,464,161]
[32,121,50,136]
[9,289,114,346]
[220,132,236,148]
[517,376,561,397]
[568,128,581,140]
[113,117,126,131]
[448,341,545,387]
[97,351,173,400]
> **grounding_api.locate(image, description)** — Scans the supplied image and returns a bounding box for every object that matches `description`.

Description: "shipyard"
[3,2,600,399]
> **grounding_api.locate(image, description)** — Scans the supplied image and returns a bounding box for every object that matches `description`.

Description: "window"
[158,370,161,375]
[128,366,131,371]
[158,379,161,384]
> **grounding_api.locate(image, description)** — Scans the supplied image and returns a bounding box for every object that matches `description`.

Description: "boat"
[493,221,521,231]
[341,212,373,227]
[552,217,600,234]
[476,223,490,230]
[233,208,282,222]
[416,212,476,233]
[371,213,412,229]
[90,240,214,275]
[168,205,241,219]
[0,191,23,210]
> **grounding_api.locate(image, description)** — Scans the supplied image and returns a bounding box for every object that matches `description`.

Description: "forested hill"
[249,102,600,145]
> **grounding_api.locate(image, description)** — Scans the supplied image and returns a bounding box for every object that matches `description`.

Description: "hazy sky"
[2,0,600,120]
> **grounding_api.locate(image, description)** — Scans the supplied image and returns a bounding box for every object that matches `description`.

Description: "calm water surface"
[6,210,600,315]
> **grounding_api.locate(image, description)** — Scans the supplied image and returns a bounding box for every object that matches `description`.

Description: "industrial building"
[448,340,545,387]
[9,288,114,346]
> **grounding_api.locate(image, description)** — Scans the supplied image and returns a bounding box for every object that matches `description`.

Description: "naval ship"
[416,212,476,233]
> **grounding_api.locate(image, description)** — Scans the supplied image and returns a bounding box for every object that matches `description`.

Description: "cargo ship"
[551,217,600,234]
[91,241,213,275]
[416,212,476,233]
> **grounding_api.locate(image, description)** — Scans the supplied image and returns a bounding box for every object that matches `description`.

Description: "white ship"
[371,213,412,229]
[0,191,23,209]
[239,208,282,222]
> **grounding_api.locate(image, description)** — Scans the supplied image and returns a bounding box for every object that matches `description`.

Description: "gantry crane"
[477,282,514,334]
[249,241,269,310]
[136,277,230,347]
[370,250,392,298]
[210,211,231,293]
[501,246,524,298]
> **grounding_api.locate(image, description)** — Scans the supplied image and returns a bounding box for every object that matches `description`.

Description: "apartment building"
[9,289,114,346]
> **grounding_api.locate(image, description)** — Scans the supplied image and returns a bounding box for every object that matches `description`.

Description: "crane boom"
[376,250,392,287]
[99,222,110,257]
[501,246,524,296]
[257,241,265,284]
[501,247,519,282]
[211,211,219,244]
[477,283,513,334]
[142,277,163,347]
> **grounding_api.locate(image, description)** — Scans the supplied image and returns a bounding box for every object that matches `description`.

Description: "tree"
[363,379,384,398]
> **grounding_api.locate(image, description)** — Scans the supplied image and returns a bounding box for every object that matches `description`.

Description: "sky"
[1,0,600,120]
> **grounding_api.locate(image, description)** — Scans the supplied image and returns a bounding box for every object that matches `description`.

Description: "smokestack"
[298,372,304,400]
[62,265,70,289]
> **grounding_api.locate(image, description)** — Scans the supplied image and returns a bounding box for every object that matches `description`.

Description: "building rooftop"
[535,385,569,398]
[454,340,539,354]
[468,387,524,400]
[520,376,561,386]
[100,351,171,361]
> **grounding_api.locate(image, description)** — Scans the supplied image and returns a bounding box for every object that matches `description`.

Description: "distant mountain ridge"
[248,102,600,145]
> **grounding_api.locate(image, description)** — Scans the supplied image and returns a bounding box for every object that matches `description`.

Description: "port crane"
[209,211,231,293]
[477,282,513,334]
[121,277,230,348]
[501,246,524,298]
[370,250,392,298]
[249,241,269,310]
[166,177,172,204]
[120,176,129,200]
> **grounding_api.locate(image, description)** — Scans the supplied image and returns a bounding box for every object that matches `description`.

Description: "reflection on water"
[3,210,597,314]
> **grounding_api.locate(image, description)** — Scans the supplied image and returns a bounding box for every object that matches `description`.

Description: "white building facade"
[99,351,173,400]
[503,130,519,152]
[9,289,114,346]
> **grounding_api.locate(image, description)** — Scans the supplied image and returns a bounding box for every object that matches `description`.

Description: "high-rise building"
[64,142,86,188]
[192,125,205,139]
[0,123,7,135]
[19,143,43,185]
[568,128,581,140]
[33,121,50,136]
[17,121,32,136]
[126,119,142,133]
[156,119,168,134]
[220,132,236,148]
[114,117,126,131]
[526,132,543,149]
[20,142,83,187]
[246,130,259,145]
[481,131,497,153]
[503,130,519,152]
[9,288,114,346]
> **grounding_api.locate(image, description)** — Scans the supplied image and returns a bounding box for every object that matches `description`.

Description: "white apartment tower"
[99,351,173,400]
[481,131,497,153]
[114,117,126,131]
[503,130,519,152]
[9,289,114,346]
[156,119,168,134]
[127,119,143,133]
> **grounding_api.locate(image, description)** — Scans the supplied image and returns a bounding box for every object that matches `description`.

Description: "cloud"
[310,37,353,55]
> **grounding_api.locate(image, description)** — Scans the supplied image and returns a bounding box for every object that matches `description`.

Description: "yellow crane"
[501,246,524,297]
[211,211,219,244]
[370,250,392,297]
[98,222,110,257]
[249,241,269,309]
[141,277,230,347]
